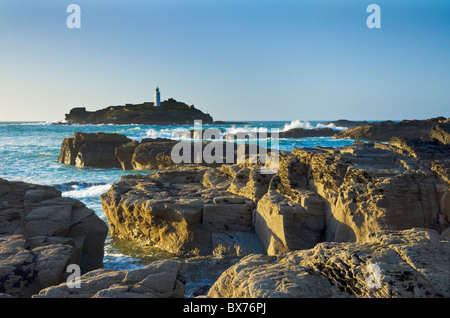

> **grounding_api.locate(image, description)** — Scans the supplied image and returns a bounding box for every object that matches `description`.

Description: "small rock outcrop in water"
[0,178,108,297]
[58,132,270,171]
[334,117,448,141]
[58,132,133,168]
[58,132,179,170]
[207,228,449,298]
[64,98,213,125]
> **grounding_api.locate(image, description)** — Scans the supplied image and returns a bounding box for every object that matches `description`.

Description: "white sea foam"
[283,120,348,132]
[223,126,270,141]
[61,183,112,199]
[316,123,348,131]
[225,125,268,135]
[145,127,192,140]
[116,126,141,133]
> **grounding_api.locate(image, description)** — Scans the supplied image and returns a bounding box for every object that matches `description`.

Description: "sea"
[0,120,355,271]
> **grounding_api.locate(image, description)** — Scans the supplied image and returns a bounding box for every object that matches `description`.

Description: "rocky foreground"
[0,179,107,297]
[2,119,450,298]
[96,129,449,297]
[28,228,450,298]
[207,228,449,298]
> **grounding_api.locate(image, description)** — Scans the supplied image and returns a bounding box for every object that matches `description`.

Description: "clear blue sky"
[0,0,449,122]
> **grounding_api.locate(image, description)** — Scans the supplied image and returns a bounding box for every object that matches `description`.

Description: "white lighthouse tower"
[154,87,161,107]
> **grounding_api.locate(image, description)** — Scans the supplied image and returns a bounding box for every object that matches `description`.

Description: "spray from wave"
[282,120,347,132]
[146,128,192,140]
[58,182,112,199]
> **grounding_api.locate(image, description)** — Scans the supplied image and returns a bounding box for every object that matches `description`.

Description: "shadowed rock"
[58,132,132,168]
[280,128,335,138]
[0,178,108,297]
[334,117,448,141]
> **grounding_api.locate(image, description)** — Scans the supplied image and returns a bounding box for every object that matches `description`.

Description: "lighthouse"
[154,87,161,107]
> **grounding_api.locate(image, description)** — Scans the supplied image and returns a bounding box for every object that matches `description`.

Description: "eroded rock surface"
[207,228,450,298]
[100,165,265,256]
[431,120,450,145]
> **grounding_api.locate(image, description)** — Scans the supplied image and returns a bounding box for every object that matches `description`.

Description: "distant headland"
[64,87,214,125]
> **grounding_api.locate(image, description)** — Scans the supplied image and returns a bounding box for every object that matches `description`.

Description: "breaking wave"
[282,120,348,131]
[58,182,111,199]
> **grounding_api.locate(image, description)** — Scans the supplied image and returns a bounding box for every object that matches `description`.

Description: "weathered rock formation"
[254,175,326,254]
[288,143,445,242]
[100,165,265,256]
[0,178,108,297]
[115,138,179,170]
[430,120,450,145]
[64,98,213,125]
[334,117,448,141]
[251,131,450,255]
[34,260,185,298]
[207,228,449,298]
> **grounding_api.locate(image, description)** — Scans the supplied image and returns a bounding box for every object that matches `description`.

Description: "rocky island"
[64,97,214,125]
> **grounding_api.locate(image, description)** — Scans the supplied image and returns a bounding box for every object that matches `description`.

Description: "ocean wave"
[283,120,348,131]
[225,125,269,135]
[0,121,48,126]
[135,120,349,141]
[117,126,141,133]
[60,182,111,199]
[282,120,314,131]
[316,122,348,131]
[145,127,192,140]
